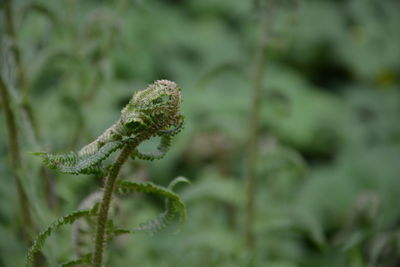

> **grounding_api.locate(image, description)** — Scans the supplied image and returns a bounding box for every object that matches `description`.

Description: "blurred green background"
[1,0,400,266]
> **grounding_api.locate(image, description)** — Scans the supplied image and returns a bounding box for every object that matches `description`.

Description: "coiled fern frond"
[116,176,189,234]
[29,80,186,266]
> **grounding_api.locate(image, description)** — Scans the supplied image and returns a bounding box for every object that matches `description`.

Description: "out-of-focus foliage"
[0,0,399,266]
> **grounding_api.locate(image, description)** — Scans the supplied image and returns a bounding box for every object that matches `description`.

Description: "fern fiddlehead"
[29,80,186,267]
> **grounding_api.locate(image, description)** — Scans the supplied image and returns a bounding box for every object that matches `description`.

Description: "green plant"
[0,75,34,243]
[3,0,41,144]
[245,0,276,253]
[26,80,188,267]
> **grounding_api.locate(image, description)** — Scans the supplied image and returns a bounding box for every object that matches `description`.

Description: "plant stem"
[3,0,57,211]
[4,0,41,143]
[0,75,33,240]
[92,137,143,267]
[245,0,275,251]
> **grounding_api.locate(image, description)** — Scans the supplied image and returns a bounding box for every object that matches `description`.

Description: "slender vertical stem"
[0,75,33,239]
[245,0,275,251]
[4,0,41,143]
[92,139,141,267]
[4,0,26,90]
[3,0,57,211]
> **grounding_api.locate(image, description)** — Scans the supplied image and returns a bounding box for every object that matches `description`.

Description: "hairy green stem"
[92,137,143,267]
[245,0,275,252]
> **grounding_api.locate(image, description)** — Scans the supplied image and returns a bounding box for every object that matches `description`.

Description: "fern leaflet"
[134,135,172,161]
[34,139,131,175]
[59,253,92,267]
[116,177,189,234]
[26,210,92,267]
